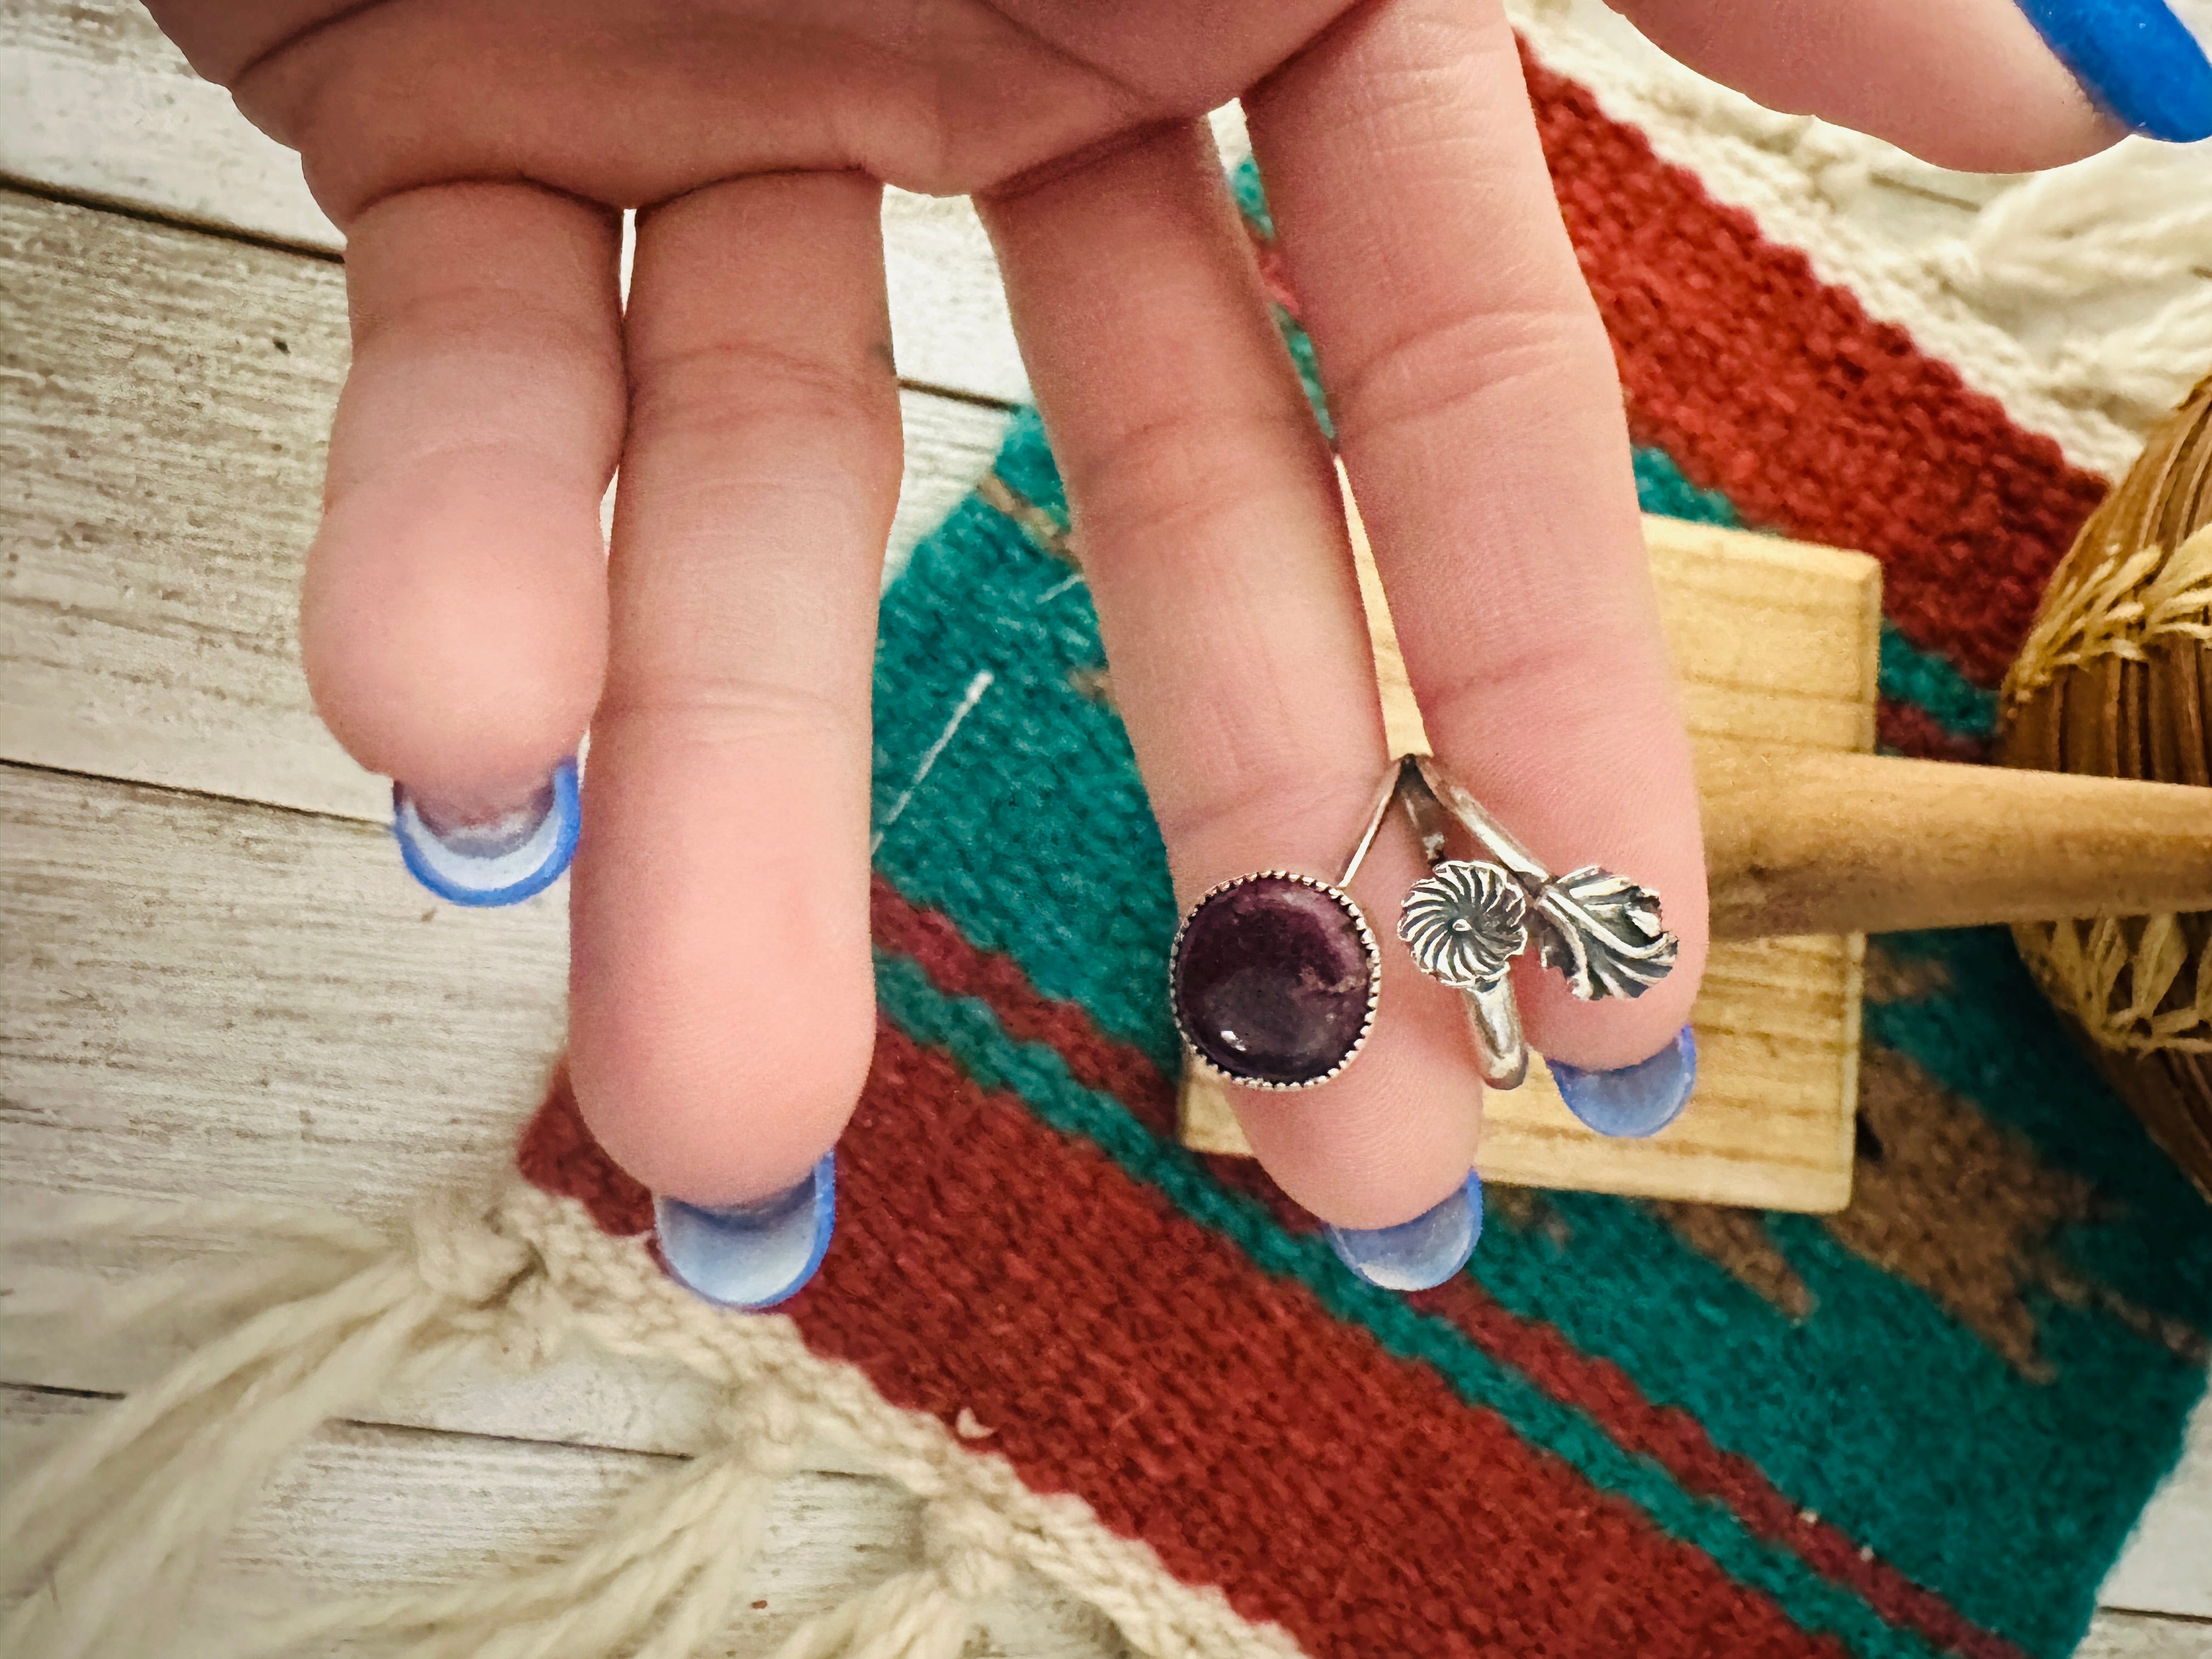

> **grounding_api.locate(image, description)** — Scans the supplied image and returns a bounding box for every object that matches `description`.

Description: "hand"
[149,0,2156,1262]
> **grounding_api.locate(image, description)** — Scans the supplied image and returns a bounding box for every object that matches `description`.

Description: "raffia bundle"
[2000,373,2212,1199]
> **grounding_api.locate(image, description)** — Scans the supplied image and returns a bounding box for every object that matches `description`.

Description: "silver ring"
[1169,870,1379,1090]
[1166,764,1413,1091]
[1391,754,1679,1091]
[1167,756,1678,1096]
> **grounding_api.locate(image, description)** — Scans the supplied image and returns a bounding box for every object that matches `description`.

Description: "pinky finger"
[304,183,624,888]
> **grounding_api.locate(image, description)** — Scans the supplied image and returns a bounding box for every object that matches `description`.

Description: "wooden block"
[1184,482,1878,1214]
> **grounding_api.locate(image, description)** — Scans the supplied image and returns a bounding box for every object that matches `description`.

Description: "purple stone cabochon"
[1170,873,1379,1088]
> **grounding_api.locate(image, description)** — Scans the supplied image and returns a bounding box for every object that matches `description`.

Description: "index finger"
[1245,0,1710,1075]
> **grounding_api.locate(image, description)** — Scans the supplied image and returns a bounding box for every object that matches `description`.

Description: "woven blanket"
[535,29,2206,1659]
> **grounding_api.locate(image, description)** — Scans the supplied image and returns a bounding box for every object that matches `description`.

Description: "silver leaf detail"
[1398,861,1530,992]
[1527,866,1678,1001]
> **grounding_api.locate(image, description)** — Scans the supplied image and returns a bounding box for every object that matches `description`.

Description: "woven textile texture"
[518,45,2212,1659]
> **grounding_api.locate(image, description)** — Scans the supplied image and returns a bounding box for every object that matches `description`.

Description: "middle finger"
[568,170,899,1206]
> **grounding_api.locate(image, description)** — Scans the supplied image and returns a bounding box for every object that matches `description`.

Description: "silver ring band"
[1392,753,1679,1090]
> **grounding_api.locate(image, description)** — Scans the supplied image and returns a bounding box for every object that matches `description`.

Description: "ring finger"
[979,122,1483,1234]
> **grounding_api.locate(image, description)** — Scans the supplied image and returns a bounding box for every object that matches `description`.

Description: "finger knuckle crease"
[1154,761,1379,860]
[1074,405,1322,539]
[598,676,860,745]
[363,284,617,369]
[1334,305,1605,442]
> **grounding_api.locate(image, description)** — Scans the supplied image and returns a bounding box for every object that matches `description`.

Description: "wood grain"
[1704,751,2212,936]
[1181,935,1864,1209]
[2074,1611,2212,1659]
[1,1385,1131,1658]
[0,187,1008,822]
[1184,503,1878,1214]
[0,0,1032,405]
[2100,1384,2212,1621]
[0,765,565,1217]
[1356,506,1885,761]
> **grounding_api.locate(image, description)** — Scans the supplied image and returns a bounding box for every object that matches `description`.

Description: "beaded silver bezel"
[1169,869,1383,1092]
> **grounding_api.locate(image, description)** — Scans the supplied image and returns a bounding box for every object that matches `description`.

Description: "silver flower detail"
[1528,867,1678,1001]
[1398,861,1530,992]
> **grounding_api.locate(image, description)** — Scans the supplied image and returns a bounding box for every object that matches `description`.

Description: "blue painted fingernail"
[2012,0,2212,140]
[393,758,581,907]
[654,1153,837,1311]
[1549,1024,1699,1139]
[1324,1171,1483,1291]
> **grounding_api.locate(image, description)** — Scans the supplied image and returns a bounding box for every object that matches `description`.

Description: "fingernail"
[654,1153,837,1311]
[1548,1024,1699,1139]
[392,757,581,907]
[2012,0,2212,141]
[1324,1171,1483,1291]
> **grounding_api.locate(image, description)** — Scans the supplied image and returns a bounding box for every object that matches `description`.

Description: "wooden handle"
[1344,467,2209,943]
[1702,749,2212,939]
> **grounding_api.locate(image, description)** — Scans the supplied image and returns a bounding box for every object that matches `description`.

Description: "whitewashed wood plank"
[0,4,334,251]
[0,764,565,1216]
[0,761,791,1470]
[2102,1387,2212,1621]
[0,1385,1130,1658]
[0,187,1007,823]
[0,0,1029,403]
[2075,1610,2212,1659]
[888,396,1011,584]
[879,190,1028,404]
[4,1284,725,1468]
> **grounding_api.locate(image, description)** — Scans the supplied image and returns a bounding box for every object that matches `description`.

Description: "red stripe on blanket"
[1413,1279,2029,1659]
[1527,50,2104,687]
[868,874,1177,1136]
[516,1043,1839,1656]
[1877,698,1991,762]
[867,874,1323,1234]
[521,882,2025,1659]
[866,882,2023,1658]
[803,1022,1850,1659]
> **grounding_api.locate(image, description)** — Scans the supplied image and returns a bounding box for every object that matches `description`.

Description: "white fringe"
[1941,146,2212,300]
[1,1187,1305,1659]
[1932,142,2212,429]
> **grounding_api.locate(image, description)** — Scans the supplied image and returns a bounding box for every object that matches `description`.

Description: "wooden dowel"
[1702,749,2212,939]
